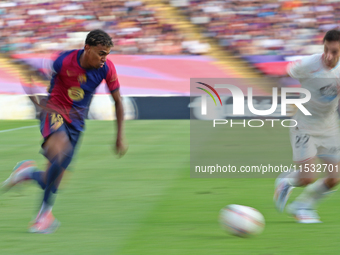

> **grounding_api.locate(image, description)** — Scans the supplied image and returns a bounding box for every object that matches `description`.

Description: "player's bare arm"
[111,89,127,157]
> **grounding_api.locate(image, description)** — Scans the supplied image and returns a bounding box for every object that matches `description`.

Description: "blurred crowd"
[0,0,195,55]
[172,0,340,56]
[2,0,340,56]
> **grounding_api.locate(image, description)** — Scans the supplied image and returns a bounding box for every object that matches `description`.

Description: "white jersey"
[287,53,340,135]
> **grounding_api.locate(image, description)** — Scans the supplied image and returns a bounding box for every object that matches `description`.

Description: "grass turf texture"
[0,120,339,255]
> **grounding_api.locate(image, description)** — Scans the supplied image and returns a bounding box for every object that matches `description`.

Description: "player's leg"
[2,161,66,194]
[287,135,340,223]
[274,158,316,212]
[29,130,71,234]
[47,125,80,197]
[285,158,322,224]
[1,160,40,192]
[34,164,68,217]
[1,112,65,192]
[287,160,338,224]
[30,122,80,234]
[274,130,317,213]
[297,134,340,209]
[39,111,71,203]
[292,157,339,213]
[33,161,65,193]
[323,160,339,190]
[27,111,72,233]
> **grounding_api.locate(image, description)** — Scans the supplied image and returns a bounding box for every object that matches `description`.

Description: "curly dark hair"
[323,30,340,43]
[85,29,113,47]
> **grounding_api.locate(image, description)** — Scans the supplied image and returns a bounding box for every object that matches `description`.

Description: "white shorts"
[290,128,340,163]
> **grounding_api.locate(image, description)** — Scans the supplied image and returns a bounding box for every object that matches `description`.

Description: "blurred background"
[1,0,337,120]
[2,1,340,254]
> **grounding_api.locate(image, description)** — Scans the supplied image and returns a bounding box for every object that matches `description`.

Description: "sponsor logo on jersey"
[68,87,84,101]
[77,74,87,84]
[320,84,338,102]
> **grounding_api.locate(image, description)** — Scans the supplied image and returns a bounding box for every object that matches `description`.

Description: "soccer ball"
[219,204,265,237]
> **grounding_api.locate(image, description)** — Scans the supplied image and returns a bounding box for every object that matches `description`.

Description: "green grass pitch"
[0,120,340,255]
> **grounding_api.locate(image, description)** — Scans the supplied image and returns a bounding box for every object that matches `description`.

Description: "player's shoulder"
[288,54,321,73]
[104,57,116,69]
[303,53,322,64]
[52,49,80,73]
[55,49,79,63]
[57,49,78,58]
[296,53,322,67]
[103,58,117,74]
[287,54,322,79]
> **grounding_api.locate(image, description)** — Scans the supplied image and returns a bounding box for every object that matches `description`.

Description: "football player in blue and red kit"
[2,29,127,233]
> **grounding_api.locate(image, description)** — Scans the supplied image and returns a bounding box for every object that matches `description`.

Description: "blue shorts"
[40,111,81,169]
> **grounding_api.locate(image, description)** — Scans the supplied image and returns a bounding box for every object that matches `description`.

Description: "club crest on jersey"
[77,74,87,84]
[68,87,84,101]
[320,84,338,102]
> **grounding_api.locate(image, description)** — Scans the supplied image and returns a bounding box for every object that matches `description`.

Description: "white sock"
[295,179,330,208]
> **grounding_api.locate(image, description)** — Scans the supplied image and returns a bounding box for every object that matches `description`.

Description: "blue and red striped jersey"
[46,49,120,131]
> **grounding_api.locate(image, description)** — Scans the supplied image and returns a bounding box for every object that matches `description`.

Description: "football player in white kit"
[274,30,340,223]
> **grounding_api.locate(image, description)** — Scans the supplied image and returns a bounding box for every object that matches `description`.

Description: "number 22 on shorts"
[295,134,310,148]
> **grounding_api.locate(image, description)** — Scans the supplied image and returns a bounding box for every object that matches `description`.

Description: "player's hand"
[115,138,127,158]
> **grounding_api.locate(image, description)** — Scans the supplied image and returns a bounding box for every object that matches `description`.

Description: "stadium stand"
[0,0,188,55]
[0,0,263,78]
[170,0,340,79]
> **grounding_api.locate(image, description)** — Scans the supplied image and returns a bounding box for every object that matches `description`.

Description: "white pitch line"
[0,125,38,133]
